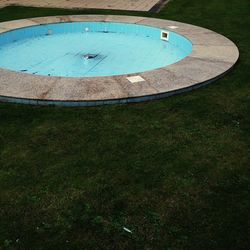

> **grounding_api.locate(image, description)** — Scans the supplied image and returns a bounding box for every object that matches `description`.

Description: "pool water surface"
[0,22,192,77]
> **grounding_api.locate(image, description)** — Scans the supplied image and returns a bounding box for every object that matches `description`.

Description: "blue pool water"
[0,22,192,77]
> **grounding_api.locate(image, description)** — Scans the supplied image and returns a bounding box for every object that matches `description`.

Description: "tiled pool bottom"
[0,15,239,106]
[0,22,192,77]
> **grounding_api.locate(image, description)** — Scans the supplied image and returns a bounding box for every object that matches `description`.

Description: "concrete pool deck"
[0,0,169,12]
[0,15,239,106]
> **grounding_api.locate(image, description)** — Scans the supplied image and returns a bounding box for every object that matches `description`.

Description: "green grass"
[0,0,250,249]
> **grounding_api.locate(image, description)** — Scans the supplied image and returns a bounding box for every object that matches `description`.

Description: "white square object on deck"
[126,76,145,83]
[168,26,179,29]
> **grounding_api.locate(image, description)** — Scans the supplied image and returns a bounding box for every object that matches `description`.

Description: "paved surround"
[0,15,239,106]
[0,0,163,12]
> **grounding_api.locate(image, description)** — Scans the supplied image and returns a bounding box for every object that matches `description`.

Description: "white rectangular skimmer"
[168,26,179,29]
[126,76,145,83]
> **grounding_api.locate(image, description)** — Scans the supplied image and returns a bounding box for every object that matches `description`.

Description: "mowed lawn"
[0,0,249,249]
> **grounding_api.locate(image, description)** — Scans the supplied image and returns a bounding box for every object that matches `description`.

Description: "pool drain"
[83,54,98,59]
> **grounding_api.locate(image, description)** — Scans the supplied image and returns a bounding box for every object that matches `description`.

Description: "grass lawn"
[0,0,249,249]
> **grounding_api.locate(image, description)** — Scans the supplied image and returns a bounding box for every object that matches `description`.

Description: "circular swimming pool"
[0,15,239,106]
[0,22,192,77]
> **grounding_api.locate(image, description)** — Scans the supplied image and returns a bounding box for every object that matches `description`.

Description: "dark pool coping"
[0,15,239,106]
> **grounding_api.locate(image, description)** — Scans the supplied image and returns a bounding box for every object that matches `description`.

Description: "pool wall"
[0,22,192,55]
